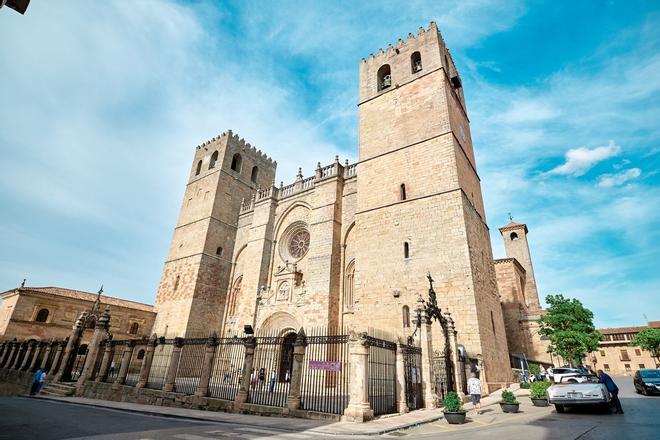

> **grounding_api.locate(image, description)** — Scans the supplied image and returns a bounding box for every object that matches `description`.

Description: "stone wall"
[0,368,32,396]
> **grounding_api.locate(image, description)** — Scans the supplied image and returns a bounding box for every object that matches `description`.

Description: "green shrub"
[530,381,551,400]
[519,382,531,389]
[501,390,519,404]
[443,391,464,412]
[528,364,541,375]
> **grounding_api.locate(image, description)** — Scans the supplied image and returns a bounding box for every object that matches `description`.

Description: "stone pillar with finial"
[54,312,86,382]
[77,306,111,386]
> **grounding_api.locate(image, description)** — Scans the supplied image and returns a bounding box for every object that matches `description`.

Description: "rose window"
[287,229,310,259]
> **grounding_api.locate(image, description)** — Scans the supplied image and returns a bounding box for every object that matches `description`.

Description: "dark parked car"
[633,369,660,395]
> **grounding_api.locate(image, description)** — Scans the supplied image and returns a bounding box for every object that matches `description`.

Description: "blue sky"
[0,1,658,328]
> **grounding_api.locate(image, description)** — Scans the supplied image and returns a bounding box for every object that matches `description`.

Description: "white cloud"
[597,168,642,187]
[548,141,621,176]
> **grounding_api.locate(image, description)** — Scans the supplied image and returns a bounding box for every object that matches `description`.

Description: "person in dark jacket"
[597,370,623,414]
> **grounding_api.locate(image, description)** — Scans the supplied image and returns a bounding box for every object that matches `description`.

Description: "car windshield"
[640,370,660,378]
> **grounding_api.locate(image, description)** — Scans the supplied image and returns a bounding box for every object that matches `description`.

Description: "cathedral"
[151,22,551,390]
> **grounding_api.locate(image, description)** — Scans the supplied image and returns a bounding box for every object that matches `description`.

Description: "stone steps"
[41,382,76,397]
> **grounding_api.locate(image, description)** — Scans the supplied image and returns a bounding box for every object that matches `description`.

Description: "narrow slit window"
[404,242,410,259]
[400,183,406,201]
[251,166,259,183]
[402,305,410,328]
[195,160,202,176]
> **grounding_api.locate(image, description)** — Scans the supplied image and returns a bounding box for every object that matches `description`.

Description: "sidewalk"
[32,385,528,436]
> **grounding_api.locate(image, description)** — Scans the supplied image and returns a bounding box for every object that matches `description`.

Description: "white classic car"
[547,375,611,413]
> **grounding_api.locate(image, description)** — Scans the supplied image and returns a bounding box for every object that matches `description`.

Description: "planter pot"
[531,398,549,407]
[444,411,467,424]
[500,402,520,413]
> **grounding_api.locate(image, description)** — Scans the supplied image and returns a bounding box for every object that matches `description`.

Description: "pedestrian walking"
[268,369,276,393]
[467,372,482,414]
[30,368,43,396]
[597,369,624,414]
[109,361,115,378]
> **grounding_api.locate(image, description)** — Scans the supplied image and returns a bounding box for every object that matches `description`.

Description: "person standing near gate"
[30,368,43,396]
[268,369,276,393]
[467,372,482,415]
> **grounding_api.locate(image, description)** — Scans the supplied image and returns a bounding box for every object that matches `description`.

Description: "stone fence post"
[163,337,184,392]
[418,311,436,408]
[19,340,37,371]
[10,342,27,369]
[342,332,374,423]
[96,340,114,383]
[28,341,46,372]
[445,314,463,397]
[39,341,54,371]
[234,336,257,405]
[78,307,111,386]
[54,312,86,382]
[136,334,158,389]
[0,342,6,365]
[2,341,18,368]
[396,340,409,414]
[113,340,136,388]
[195,333,219,397]
[286,328,307,412]
[50,339,67,376]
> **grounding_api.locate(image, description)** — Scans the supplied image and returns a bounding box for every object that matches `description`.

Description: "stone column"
[28,341,45,372]
[195,333,219,397]
[136,333,158,389]
[77,307,111,386]
[342,332,374,423]
[39,341,54,370]
[395,340,409,414]
[54,312,86,382]
[417,309,436,409]
[50,340,67,376]
[10,342,27,369]
[2,341,17,368]
[445,314,463,398]
[163,337,184,392]
[286,328,307,412]
[0,342,6,364]
[113,340,136,388]
[234,336,257,405]
[95,339,114,383]
[19,340,37,371]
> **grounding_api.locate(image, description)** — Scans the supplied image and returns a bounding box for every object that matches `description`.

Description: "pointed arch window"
[228,276,243,316]
[411,51,422,73]
[251,166,259,183]
[510,232,519,241]
[231,153,242,172]
[195,160,202,176]
[209,151,218,170]
[377,64,392,91]
[343,260,356,311]
[402,305,410,328]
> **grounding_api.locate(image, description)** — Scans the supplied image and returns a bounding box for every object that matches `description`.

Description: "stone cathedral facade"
[151,22,547,389]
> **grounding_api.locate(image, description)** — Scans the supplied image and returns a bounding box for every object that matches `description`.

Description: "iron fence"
[208,337,245,400]
[125,343,147,386]
[43,344,58,372]
[70,344,89,381]
[146,340,173,390]
[105,341,124,383]
[248,331,293,407]
[366,335,397,416]
[174,338,206,394]
[402,344,423,410]
[300,327,349,415]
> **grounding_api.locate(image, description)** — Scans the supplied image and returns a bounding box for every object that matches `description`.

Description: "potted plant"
[500,390,520,413]
[443,391,467,424]
[529,381,551,407]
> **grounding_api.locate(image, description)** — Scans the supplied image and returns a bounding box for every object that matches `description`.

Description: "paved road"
[398,375,659,439]
[0,376,657,439]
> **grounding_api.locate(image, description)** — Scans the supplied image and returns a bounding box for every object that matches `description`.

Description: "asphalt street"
[0,376,657,439]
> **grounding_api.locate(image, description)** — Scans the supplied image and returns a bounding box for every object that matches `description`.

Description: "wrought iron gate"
[402,344,423,410]
[432,349,454,402]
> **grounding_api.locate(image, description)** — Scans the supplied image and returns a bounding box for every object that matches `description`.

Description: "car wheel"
[642,387,648,396]
[635,385,640,394]
[555,404,565,413]
[567,379,577,383]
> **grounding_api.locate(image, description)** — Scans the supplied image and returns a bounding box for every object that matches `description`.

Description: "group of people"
[30,368,47,396]
[250,367,290,393]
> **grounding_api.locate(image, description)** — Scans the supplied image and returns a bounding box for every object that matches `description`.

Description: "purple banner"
[309,360,342,371]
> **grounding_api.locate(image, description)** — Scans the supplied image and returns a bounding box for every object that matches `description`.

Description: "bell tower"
[499,220,541,311]
[353,22,512,389]
[153,130,276,337]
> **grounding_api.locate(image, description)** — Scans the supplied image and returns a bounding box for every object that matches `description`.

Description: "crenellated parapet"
[194,129,275,165]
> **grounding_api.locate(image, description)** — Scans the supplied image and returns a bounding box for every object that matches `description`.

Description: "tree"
[630,328,660,365]
[537,294,602,366]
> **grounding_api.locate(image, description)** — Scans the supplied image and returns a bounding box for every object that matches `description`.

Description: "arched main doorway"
[278,332,296,382]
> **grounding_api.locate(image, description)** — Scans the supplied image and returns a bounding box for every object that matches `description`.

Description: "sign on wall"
[309,360,341,371]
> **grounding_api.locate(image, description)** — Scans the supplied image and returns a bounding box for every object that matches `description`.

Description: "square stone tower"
[353,22,512,387]
[498,221,542,311]
[152,131,276,337]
